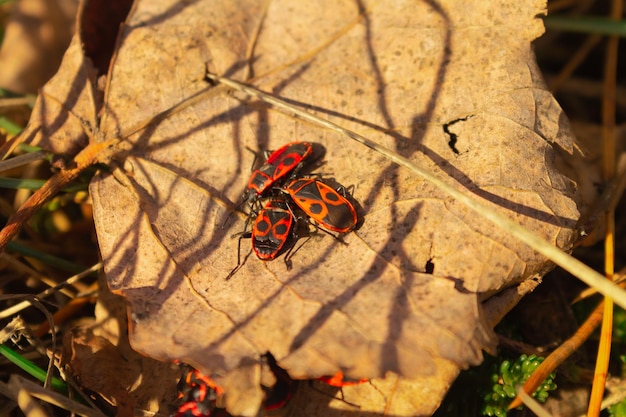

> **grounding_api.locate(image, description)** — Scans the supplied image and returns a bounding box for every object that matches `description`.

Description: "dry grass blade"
[0,139,115,253]
[509,299,604,410]
[0,262,101,320]
[4,1,598,414]
[0,151,49,170]
[16,388,50,417]
[206,72,626,310]
[587,0,622,414]
[7,375,106,417]
[596,378,626,415]
[517,387,553,417]
[506,270,626,411]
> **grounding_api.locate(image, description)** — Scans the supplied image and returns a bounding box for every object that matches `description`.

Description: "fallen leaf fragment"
[62,279,180,417]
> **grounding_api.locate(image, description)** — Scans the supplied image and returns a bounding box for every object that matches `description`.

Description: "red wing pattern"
[252,200,294,260]
[285,178,357,233]
[244,142,312,202]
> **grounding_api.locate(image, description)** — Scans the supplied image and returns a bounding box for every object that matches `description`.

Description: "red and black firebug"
[243,141,313,205]
[283,177,357,233]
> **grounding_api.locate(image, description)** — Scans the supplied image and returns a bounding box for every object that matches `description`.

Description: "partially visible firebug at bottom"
[173,359,295,416]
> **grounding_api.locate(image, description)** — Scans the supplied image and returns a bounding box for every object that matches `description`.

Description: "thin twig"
[206,72,626,310]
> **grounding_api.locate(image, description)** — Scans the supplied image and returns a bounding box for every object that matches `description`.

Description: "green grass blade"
[0,177,88,192]
[544,16,626,37]
[0,345,68,393]
[6,241,87,273]
[0,116,23,135]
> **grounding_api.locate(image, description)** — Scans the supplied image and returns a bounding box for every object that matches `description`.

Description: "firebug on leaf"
[243,141,313,205]
[283,177,357,233]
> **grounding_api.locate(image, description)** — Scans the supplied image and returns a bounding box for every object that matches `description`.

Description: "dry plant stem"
[0,301,59,392]
[587,1,622,414]
[206,72,626,310]
[0,96,36,109]
[35,295,96,338]
[0,80,228,255]
[8,375,106,417]
[574,269,626,303]
[577,155,626,240]
[0,151,49,171]
[509,298,605,410]
[597,378,626,414]
[590,290,614,416]
[516,388,552,417]
[549,34,601,92]
[16,388,49,417]
[0,317,28,348]
[0,253,77,299]
[546,76,626,107]
[0,139,115,254]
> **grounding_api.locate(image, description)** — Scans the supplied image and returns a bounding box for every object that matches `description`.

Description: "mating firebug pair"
[232,141,311,267]
[251,178,358,260]
[231,141,359,274]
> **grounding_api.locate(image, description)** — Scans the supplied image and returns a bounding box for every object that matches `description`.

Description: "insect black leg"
[336,183,355,198]
[307,381,362,409]
[283,235,312,270]
[307,220,348,246]
[225,231,252,280]
[244,145,261,171]
[221,196,249,229]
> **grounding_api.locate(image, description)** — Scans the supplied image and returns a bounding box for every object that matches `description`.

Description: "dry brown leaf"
[62,276,180,417]
[24,0,583,415]
[19,32,99,156]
